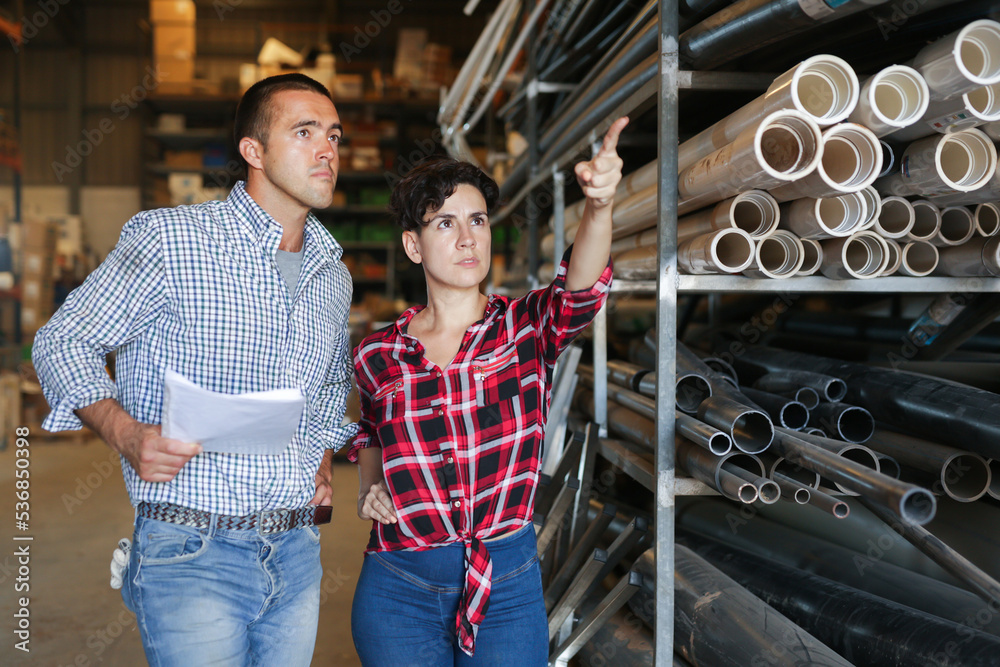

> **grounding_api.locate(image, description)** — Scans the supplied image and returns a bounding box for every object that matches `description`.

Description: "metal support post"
[553,165,566,263]
[656,0,680,664]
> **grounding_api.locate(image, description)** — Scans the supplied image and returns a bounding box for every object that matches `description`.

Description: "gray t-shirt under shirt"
[275,247,304,297]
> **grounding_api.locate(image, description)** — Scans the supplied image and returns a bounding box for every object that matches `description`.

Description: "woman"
[349,117,628,666]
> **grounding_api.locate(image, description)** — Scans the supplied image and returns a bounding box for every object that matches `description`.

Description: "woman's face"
[403,183,493,293]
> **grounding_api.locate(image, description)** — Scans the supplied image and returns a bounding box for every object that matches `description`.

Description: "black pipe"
[677,497,1000,636]
[739,386,809,430]
[807,402,874,443]
[630,546,854,667]
[728,345,1000,460]
[679,530,1000,667]
[679,0,890,69]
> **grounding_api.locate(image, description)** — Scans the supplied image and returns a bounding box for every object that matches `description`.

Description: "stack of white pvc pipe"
[536,21,1000,280]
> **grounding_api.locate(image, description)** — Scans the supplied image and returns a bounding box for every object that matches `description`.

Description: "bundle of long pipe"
[679,532,1000,666]
[875,128,998,197]
[679,111,824,216]
[628,547,855,667]
[768,122,883,202]
[677,499,1000,636]
[728,345,1000,460]
[610,228,759,277]
[678,55,857,173]
[929,163,1000,207]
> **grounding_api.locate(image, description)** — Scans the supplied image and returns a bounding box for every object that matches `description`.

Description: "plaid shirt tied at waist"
[350,247,612,655]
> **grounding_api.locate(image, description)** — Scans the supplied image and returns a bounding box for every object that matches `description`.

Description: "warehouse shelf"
[447,1,1000,665]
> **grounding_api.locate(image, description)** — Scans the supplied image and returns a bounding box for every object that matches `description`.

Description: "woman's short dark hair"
[233,73,333,178]
[389,156,500,232]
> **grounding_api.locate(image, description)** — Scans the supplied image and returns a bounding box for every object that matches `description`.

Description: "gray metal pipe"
[677,438,765,503]
[866,427,991,502]
[724,463,781,503]
[697,395,773,454]
[750,370,847,402]
[769,428,936,525]
[739,385,809,430]
[778,426,880,495]
[771,470,811,504]
[760,452,821,488]
[807,402,875,443]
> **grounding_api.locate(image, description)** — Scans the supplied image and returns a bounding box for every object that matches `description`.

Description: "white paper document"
[162,370,306,455]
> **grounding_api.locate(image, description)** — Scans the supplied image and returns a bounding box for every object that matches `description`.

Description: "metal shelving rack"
[451,1,1000,664]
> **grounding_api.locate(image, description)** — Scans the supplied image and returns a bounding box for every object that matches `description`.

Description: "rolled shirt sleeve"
[33,212,168,432]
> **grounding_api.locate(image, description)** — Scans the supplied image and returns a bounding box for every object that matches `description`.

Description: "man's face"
[256,89,343,211]
[403,183,493,292]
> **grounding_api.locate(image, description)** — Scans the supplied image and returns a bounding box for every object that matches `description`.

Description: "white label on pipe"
[798,0,840,19]
[922,111,980,134]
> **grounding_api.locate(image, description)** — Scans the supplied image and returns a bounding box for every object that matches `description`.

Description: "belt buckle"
[258,509,286,534]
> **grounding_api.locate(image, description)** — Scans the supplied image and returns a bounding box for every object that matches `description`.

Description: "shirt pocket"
[473,344,521,440]
[372,374,407,421]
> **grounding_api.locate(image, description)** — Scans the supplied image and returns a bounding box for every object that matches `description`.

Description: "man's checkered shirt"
[33,182,357,515]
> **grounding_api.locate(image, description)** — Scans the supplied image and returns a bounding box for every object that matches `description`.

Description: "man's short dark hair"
[389,156,500,232]
[233,73,333,178]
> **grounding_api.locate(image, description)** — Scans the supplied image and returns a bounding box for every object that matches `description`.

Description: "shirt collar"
[227,181,343,262]
[392,294,510,349]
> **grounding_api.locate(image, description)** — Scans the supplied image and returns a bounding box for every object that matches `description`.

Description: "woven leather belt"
[138,502,332,534]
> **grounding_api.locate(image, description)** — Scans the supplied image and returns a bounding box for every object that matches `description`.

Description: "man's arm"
[565,117,629,292]
[76,399,201,483]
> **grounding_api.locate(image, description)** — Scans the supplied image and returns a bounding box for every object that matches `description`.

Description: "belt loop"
[207,511,218,539]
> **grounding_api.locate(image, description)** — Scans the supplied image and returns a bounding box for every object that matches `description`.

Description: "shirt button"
[453,500,461,508]
[438,408,445,416]
[436,371,442,377]
[446,455,454,464]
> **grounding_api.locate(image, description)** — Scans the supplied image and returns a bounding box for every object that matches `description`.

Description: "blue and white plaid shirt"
[34,182,357,515]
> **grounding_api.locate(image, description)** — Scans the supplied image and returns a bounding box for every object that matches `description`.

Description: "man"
[33,73,355,666]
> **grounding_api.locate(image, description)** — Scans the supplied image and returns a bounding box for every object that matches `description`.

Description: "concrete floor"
[0,434,370,666]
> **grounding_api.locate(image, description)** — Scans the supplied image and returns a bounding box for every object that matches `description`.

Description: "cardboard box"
[22,220,56,252]
[157,113,186,132]
[21,250,54,279]
[333,74,363,99]
[21,276,54,305]
[150,0,195,23]
[168,172,203,205]
[154,24,196,60]
[164,149,204,169]
[155,55,196,84]
[53,215,83,257]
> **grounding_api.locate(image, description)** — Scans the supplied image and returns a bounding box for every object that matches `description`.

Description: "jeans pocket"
[304,525,321,544]
[138,522,210,566]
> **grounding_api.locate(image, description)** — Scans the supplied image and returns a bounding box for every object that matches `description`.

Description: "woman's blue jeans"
[121,514,322,666]
[351,524,548,666]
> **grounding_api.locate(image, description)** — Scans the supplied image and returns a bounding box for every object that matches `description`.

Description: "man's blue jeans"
[121,514,322,666]
[351,524,548,666]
